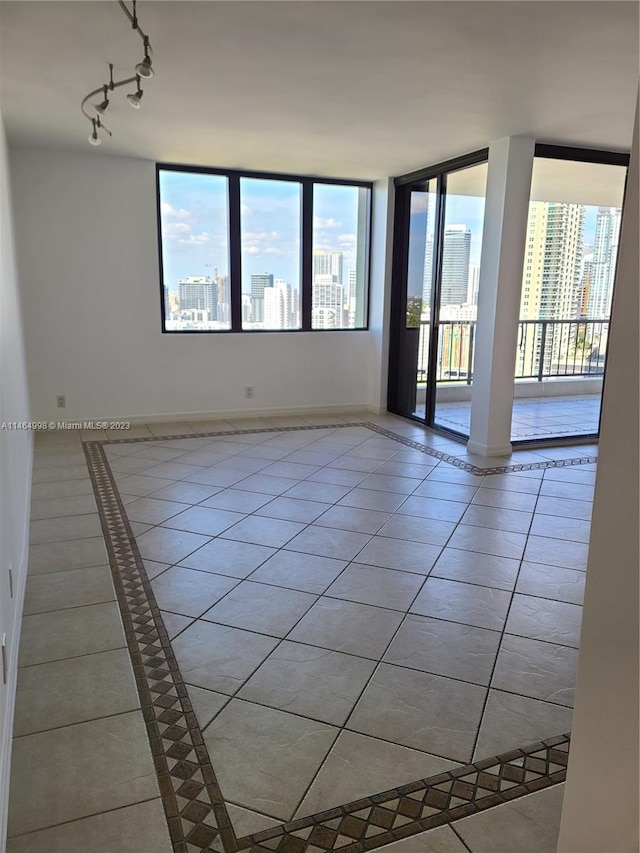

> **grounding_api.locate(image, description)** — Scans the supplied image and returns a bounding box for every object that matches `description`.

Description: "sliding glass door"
[390,179,438,420]
[389,153,488,439]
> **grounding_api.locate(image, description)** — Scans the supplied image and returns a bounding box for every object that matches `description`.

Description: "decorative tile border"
[84,441,236,853]
[103,420,597,476]
[364,424,596,475]
[241,735,569,852]
[83,422,576,853]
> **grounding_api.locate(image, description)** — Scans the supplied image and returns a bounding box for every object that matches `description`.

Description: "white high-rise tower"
[587,207,621,318]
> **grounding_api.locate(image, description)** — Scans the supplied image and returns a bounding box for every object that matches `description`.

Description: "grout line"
[450,821,475,852]
[5,796,165,841]
[68,421,583,853]
[17,643,129,670]
[13,706,143,740]
[468,480,545,763]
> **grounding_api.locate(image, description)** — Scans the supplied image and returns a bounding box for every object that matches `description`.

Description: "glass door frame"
[388,149,488,439]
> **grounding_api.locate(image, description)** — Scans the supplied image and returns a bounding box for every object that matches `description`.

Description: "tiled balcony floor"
[7,411,594,852]
[421,392,602,441]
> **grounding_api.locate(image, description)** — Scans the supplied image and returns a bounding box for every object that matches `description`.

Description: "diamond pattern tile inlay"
[83,423,578,853]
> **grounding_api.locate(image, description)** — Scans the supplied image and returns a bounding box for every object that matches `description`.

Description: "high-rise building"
[579,253,594,317]
[421,232,435,312]
[262,278,298,330]
[263,286,284,330]
[214,269,230,321]
[241,295,252,324]
[518,201,585,375]
[347,269,357,326]
[313,250,343,284]
[587,207,621,318]
[467,264,480,306]
[520,202,584,321]
[440,226,471,305]
[312,278,344,328]
[250,273,274,324]
[178,276,217,319]
[276,278,299,329]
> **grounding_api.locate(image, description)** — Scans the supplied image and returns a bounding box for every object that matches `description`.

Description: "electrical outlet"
[56,395,66,408]
[245,386,254,399]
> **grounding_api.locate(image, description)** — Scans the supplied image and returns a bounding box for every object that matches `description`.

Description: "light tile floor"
[7,411,595,852]
[421,392,602,440]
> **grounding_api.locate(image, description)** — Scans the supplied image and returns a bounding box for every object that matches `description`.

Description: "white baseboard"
[39,403,379,427]
[466,439,513,458]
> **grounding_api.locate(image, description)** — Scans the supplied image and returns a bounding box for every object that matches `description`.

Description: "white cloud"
[313,216,342,229]
[161,202,192,220]
[176,231,213,246]
[243,230,281,243]
[240,203,253,215]
[162,221,192,238]
[338,233,356,245]
[246,246,260,255]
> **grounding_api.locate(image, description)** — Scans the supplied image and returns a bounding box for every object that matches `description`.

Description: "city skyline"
[159,170,612,335]
[159,170,363,295]
[165,249,357,331]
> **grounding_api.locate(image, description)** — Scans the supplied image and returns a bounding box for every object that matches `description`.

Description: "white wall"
[10,148,378,423]
[0,116,32,852]
[557,93,639,853]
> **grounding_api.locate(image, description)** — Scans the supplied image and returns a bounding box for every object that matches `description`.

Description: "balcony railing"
[416,318,609,384]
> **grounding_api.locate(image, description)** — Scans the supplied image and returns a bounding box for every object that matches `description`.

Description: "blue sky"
[159,169,600,299]
[158,170,362,294]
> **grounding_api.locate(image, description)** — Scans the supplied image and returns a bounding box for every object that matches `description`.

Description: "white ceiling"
[1,1,637,179]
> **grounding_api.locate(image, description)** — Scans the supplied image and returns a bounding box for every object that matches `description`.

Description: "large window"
[157,165,371,333]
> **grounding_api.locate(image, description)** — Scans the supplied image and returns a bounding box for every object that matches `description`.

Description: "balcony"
[414,318,607,441]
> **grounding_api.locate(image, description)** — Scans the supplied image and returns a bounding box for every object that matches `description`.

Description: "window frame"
[156,163,372,334]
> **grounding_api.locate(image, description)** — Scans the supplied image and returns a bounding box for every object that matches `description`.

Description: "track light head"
[127,77,144,108]
[94,85,110,115]
[136,36,153,78]
[136,54,153,78]
[88,119,101,146]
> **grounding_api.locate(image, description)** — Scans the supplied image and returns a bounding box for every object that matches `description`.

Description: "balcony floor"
[428,393,602,442]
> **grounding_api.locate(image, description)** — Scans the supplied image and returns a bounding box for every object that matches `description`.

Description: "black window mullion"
[301,179,313,331]
[228,174,242,332]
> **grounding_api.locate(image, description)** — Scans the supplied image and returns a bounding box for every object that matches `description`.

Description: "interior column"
[467,136,534,457]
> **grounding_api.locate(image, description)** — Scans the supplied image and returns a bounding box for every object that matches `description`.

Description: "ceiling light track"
[80,0,154,146]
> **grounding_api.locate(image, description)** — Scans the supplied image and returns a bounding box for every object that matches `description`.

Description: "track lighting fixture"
[127,77,144,108]
[81,0,154,146]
